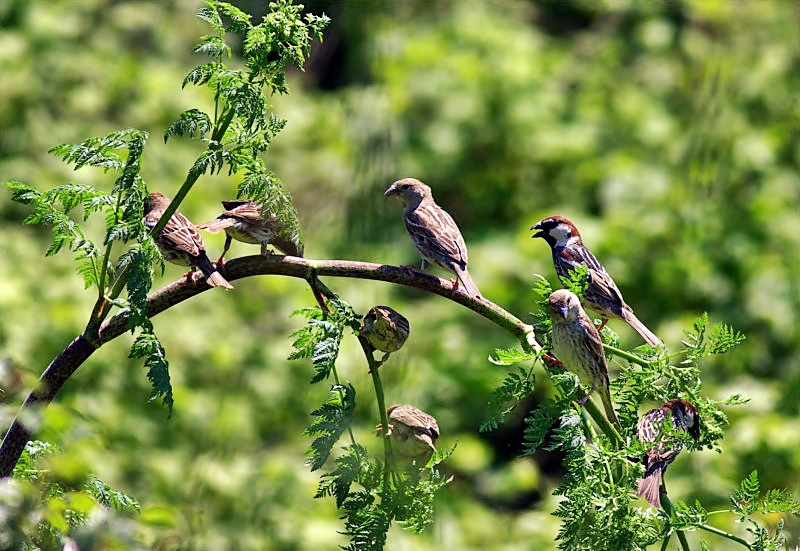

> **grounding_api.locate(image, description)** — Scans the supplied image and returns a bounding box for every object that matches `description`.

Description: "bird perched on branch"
[385,178,481,298]
[377,404,439,464]
[636,398,701,508]
[143,192,233,289]
[360,305,410,367]
[532,215,662,346]
[196,199,303,266]
[548,289,620,427]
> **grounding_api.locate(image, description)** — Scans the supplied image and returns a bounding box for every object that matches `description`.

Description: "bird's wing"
[404,203,468,268]
[162,212,204,257]
[224,202,263,224]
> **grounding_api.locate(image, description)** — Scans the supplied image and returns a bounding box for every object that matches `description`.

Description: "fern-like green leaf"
[129,326,173,414]
[84,475,141,513]
[481,365,535,432]
[303,383,356,471]
[731,470,760,519]
[488,346,534,366]
[164,109,213,142]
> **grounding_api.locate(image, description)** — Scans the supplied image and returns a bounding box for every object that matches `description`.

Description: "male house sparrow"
[143,192,233,289]
[385,178,481,298]
[196,200,303,266]
[549,289,620,427]
[377,404,439,464]
[636,398,701,508]
[360,305,410,366]
[532,215,662,346]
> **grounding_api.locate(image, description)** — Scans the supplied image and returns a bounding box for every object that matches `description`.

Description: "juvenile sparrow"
[360,305,410,366]
[196,200,303,265]
[385,178,481,298]
[636,398,700,508]
[532,215,662,346]
[377,404,439,464]
[548,289,620,427]
[143,192,233,289]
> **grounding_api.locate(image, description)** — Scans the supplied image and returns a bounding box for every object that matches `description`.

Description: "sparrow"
[196,200,303,266]
[143,192,233,289]
[385,178,481,298]
[636,398,700,508]
[531,215,663,346]
[548,289,620,427]
[360,305,410,367]
[377,404,439,464]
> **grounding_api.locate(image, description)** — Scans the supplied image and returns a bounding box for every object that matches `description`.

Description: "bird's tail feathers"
[197,253,233,290]
[622,310,663,347]
[598,386,621,428]
[456,268,482,299]
[636,465,666,508]
[271,236,304,257]
[196,218,237,234]
[205,271,233,290]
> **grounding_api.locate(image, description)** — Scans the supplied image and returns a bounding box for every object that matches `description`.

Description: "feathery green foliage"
[491,288,787,550]
[303,383,357,471]
[164,0,328,252]
[480,363,536,432]
[2,441,140,549]
[289,298,359,384]
[128,323,173,412]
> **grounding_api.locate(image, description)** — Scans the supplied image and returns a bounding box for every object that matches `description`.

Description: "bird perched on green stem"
[377,404,439,464]
[548,289,619,427]
[360,305,410,367]
[532,215,662,346]
[636,398,700,508]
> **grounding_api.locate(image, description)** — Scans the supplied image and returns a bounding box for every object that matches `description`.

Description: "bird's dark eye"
[400,183,409,190]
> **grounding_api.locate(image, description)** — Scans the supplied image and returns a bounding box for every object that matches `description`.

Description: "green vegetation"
[2,0,800,549]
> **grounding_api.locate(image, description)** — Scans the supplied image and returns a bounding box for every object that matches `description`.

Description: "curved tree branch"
[0,255,541,477]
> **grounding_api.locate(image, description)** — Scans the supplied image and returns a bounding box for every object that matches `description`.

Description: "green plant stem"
[660,494,691,551]
[602,344,653,368]
[663,492,752,550]
[659,533,671,551]
[360,339,398,487]
[581,394,623,448]
[697,522,751,548]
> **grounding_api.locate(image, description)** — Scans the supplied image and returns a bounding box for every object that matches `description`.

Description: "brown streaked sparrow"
[377,404,439,464]
[196,199,303,266]
[360,305,410,366]
[143,192,233,289]
[532,215,662,346]
[385,178,481,298]
[636,398,700,508]
[548,289,620,427]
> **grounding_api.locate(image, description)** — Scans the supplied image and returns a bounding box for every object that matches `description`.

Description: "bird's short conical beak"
[559,306,569,320]
[530,223,544,238]
[384,185,397,197]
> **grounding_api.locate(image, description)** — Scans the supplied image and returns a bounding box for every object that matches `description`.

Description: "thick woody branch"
[0,254,540,477]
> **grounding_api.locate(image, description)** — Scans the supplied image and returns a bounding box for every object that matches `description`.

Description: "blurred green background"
[2,0,800,548]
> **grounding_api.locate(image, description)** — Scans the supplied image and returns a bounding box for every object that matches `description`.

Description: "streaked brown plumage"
[143,192,233,289]
[385,178,481,298]
[360,305,410,365]
[196,200,303,265]
[636,398,700,508]
[377,404,439,464]
[532,215,662,346]
[548,289,620,427]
